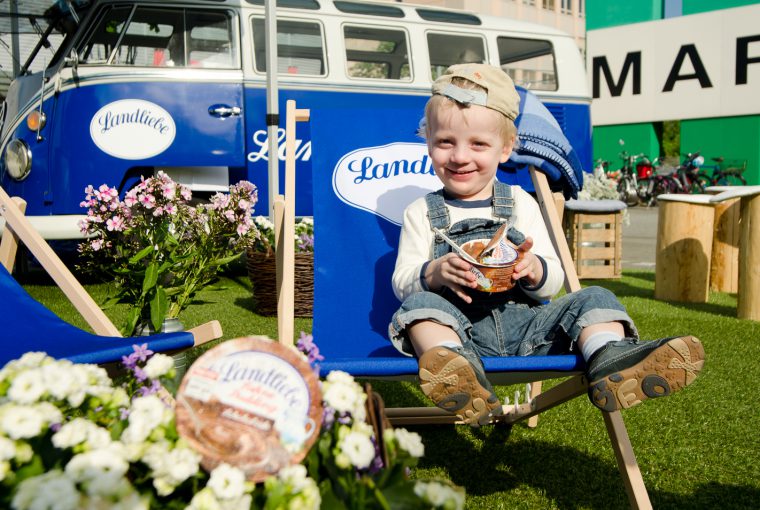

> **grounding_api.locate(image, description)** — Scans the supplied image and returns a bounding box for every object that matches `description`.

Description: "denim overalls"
[389,182,637,359]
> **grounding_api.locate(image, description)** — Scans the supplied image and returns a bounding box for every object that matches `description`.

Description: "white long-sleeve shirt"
[392,185,564,302]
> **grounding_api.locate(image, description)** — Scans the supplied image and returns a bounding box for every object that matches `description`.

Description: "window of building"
[78,6,237,69]
[343,25,411,81]
[561,0,572,14]
[497,36,557,91]
[427,32,486,80]
[542,0,555,10]
[252,18,325,76]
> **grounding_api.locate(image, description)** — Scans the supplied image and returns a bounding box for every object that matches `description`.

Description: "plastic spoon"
[478,223,509,260]
[431,227,480,264]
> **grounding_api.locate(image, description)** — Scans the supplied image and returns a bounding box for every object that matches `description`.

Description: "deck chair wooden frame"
[274,100,651,509]
[0,184,222,358]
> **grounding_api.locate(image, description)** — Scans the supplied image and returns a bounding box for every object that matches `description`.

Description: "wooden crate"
[563,210,622,279]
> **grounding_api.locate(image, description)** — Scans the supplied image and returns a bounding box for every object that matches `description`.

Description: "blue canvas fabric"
[503,87,585,199]
[309,105,584,379]
[1,263,193,365]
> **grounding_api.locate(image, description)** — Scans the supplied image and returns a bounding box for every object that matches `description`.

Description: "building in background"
[404,0,586,52]
[587,0,760,185]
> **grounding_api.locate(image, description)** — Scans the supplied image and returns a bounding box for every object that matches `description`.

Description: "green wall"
[683,0,760,15]
[681,116,760,185]
[586,0,662,29]
[592,124,661,169]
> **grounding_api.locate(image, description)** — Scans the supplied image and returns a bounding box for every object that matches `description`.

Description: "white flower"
[40,361,85,402]
[338,429,375,470]
[0,460,9,482]
[8,368,47,404]
[14,352,49,369]
[12,470,80,510]
[1,404,47,439]
[323,372,366,420]
[52,418,111,450]
[143,354,174,379]
[187,488,222,510]
[391,428,425,458]
[208,463,246,500]
[65,444,130,498]
[142,441,201,496]
[0,436,15,460]
[414,481,466,510]
[122,395,170,443]
[277,464,309,491]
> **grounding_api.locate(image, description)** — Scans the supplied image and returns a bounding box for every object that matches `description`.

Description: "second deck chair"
[0,185,222,366]
[306,104,653,508]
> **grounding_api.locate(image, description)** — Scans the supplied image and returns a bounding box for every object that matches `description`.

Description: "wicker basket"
[246,248,314,317]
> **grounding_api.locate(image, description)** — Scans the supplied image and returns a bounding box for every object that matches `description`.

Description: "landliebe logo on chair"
[332,142,440,225]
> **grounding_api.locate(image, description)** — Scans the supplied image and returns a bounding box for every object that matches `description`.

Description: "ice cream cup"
[460,238,520,292]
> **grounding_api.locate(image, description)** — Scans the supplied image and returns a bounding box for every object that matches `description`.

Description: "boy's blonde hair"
[421,77,518,145]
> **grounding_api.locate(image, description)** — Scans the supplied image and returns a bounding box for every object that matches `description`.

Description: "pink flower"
[152,206,164,217]
[124,191,138,207]
[237,223,249,236]
[162,183,176,198]
[224,210,236,222]
[164,203,177,215]
[139,194,156,209]
[180,187,192,201]
[90,239,103,251]
[106,216,125,232]
[238,199,250,211]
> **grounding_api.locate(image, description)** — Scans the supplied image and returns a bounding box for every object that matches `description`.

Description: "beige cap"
[432,63,520,121]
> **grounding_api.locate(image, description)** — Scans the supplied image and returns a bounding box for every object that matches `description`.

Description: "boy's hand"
[511,237,544,287]
[425,253,477,304]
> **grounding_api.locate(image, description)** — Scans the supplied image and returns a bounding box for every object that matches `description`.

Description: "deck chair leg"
[0,197,26,271]
[526,380,542,428]
[603,411,653,510]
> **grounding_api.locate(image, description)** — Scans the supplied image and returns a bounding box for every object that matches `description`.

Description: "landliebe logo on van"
[90,99,176,160]
[332,142,440,225]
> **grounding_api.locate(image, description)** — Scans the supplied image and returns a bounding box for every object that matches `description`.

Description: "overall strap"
[492,181,515,219]
[425,190,450,230]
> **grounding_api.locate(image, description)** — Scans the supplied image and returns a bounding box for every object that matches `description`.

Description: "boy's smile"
[427,104,514,201]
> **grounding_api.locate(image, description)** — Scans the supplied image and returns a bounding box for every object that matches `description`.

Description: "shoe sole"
[418,347,503,427]
[588,336,705,412]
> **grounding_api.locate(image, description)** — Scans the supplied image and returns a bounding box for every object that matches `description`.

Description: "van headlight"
[5,139,32,180]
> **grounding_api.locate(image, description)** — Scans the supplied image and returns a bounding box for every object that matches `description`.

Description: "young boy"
[388,63,705,427]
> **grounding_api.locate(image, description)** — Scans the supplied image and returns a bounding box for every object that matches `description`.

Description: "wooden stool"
[705,186,740,293]
[709,186,760,321]
[563,199,627,279]
[655,194,715,303]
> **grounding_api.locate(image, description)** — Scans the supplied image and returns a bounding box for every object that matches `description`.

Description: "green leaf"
[123,307,141,336]
[209,252,243,267]
[142,262,159,293]
[150,287,169,332]
[128,245,154,264]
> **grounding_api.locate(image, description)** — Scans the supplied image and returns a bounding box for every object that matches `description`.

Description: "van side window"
[343,26,410,81]
[497,37,557,91]
[427,32,486,80]
[78,6,238,69]
[252,18,325,76]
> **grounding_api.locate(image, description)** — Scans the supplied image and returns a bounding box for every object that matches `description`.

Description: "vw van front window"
[78,6,238,69]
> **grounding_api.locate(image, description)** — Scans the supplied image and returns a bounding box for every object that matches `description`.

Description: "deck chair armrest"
[187,320,223,346]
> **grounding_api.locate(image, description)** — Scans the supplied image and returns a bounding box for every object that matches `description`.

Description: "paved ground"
[621,205,658,270]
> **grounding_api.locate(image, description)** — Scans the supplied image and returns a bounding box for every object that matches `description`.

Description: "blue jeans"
[388,286,637,358]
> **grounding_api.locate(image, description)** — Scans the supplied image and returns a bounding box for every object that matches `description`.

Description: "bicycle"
[637,158,682,206]
[702,157,748,186]
[674,152,711,194]
[615,150,649,206]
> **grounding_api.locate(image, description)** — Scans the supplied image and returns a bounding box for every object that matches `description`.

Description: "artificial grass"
[20,269,760,509]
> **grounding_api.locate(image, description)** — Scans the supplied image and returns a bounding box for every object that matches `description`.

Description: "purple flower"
[133,367,148,382]
[132,343,154,362]
[121,353,138,370]
[138,379,162,396]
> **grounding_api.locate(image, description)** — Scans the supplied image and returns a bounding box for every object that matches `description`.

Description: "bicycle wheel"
[716,174,747,186]
[690,175,709,194]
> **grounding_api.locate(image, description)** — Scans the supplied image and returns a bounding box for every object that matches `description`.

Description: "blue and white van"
[0,0,590,239]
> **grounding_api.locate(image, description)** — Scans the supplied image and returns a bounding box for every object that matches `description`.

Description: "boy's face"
[427,103,514,201]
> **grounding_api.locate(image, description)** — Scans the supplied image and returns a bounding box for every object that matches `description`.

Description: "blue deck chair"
[307,102,653,508]
[0,186,222,367]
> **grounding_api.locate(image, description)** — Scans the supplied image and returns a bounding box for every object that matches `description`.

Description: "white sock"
[580,331,622,361]
[437,341,461,350]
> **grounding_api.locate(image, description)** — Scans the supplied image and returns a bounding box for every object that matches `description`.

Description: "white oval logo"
[90,99,176,160]
[332,142,440,225]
